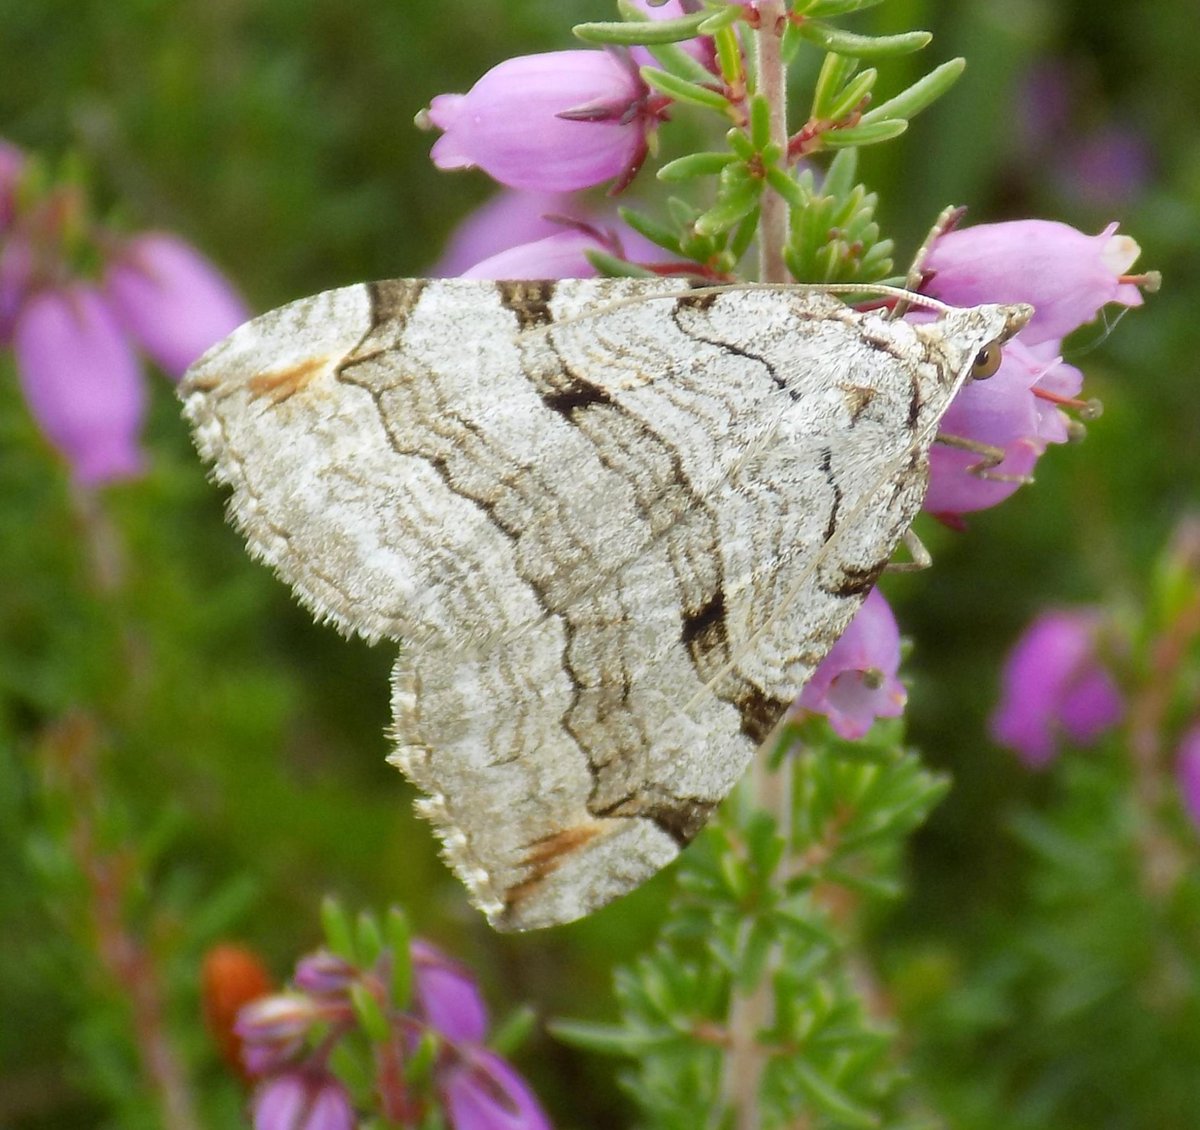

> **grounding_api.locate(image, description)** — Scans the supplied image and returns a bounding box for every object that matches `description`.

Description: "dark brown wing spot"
[248,356,329,405]
[734,686,791,745]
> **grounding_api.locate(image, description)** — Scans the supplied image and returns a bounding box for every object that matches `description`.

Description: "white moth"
[181,277,1028,931]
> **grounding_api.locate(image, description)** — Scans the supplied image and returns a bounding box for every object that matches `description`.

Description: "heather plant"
[0,2,1193,1129]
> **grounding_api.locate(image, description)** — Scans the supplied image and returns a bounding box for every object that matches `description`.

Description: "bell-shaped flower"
[795,587,907,740]
[922,219,1144,346]
[925,337,1083,516]
[0,231,34,343]
[252,1069,356,1130]
[1176,725,1200,831]
[432,190,589,277]
[13,285,146,486]
[103,232,249,379]
[427,51,664,193]
[990,608,1124,767]
[459,216,666,280]
[441,1046,552,1130]
[411,940,489,1045]
[292,950,359,1000]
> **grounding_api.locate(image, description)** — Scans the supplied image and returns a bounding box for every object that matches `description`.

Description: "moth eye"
[971,340,1003,380]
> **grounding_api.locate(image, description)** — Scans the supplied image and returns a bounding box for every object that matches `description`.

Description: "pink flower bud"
[293,950,358,999]
[252,1070,356,1130]
[795,588,907,740]
[236,994,324,1045]
[428,51,662,192]
[922,220,1144,345]
[990,609,1124,767]
[441,1046,552,1130]
[1176,725,1200,831]
[412,940,488,1044]
[103,232,249,380]
[13,285,146,486]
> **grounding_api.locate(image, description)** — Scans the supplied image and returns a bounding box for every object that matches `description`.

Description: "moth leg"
[885,528,932,574]
[889,204,966,319]
[935,432,1035,484]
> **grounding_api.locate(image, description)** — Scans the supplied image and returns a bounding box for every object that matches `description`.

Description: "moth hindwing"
[181,277,1027,930]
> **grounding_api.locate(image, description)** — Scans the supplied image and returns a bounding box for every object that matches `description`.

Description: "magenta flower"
[923,219,1144,346]
[924,337,1083,516]
[412,940,489,1044]
[990,609,1124,767]
[0,230,34,342]
[13,285,146,486]
[293,950,358,999]
[428,51,664,192]
[252,1069,356,1130]
[103,232,249,379]
[432,190,589,277]
[1176,725,1200,831]
[441,1046,552,1130]
[795,587,907,740]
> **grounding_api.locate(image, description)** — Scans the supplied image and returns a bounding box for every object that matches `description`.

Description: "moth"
[181,277,1028,930]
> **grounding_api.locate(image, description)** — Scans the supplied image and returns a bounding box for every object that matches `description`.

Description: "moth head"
[966,301,1032,382]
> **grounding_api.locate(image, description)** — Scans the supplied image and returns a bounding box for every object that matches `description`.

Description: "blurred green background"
[1,1,1197,1127]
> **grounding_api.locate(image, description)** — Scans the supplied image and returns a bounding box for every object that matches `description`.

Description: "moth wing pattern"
[181,277,1026,930]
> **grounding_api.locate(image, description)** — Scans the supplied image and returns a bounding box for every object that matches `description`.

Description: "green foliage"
[557,723,949,1128]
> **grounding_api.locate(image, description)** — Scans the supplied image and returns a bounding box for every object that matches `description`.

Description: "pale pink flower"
[796,588,906,740]
[428,51,663,192]
[104,232,248,379]
[13,285,146,486]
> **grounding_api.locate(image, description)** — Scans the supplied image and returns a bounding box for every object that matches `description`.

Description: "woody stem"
[755,0,790,284]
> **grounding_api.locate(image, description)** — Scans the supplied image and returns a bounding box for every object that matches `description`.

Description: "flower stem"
[754,2,790,284]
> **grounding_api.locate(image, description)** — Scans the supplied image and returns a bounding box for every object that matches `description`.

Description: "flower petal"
[13,285,146,486]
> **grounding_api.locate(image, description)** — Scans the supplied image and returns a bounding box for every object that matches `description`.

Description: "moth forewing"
[180,278,1030,931]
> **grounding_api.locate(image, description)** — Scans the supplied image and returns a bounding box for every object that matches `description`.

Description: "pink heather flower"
[461,229,617,280]
[924,337,1083,516]
[0,231,34,342]
[459,219,666,280]
[428,51,663,193]
[431,190,589,277]
[923,220,1143,346]
[0,139,24,232]
[441,1046,552,1130]
[412,940,489,1044]
[1176,725,1200,831]
[795,587,907,740]
[990,609,1124,767]
[13,285,146,486]
[252,1070,356,1130]
[235,994,325,1076]
[293,950,358,999]
[103,232,249,379]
